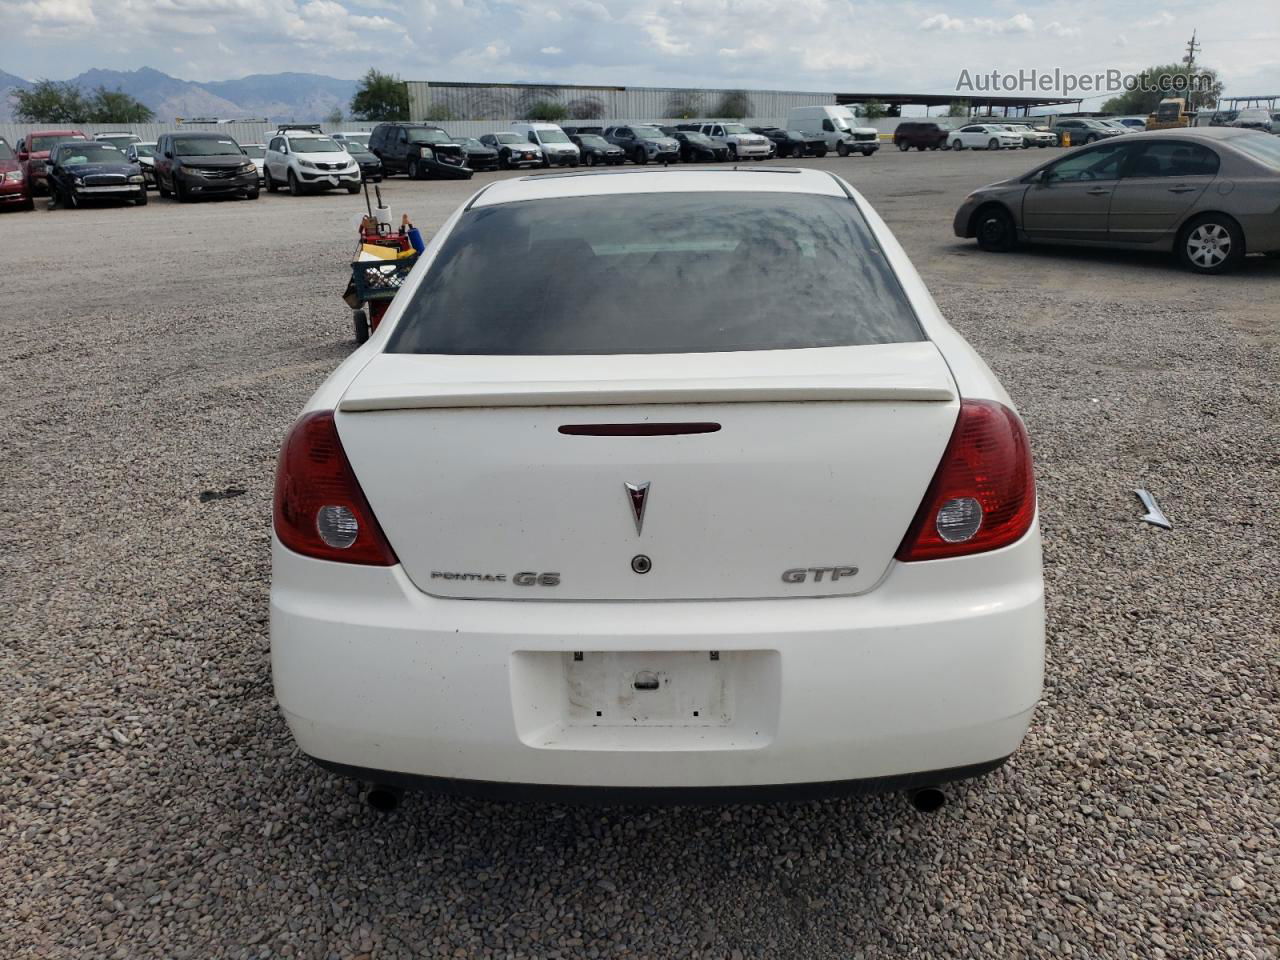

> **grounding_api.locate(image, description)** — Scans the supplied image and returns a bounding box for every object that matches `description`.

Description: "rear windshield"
[388,192,922,356]
[1230,132,1280,169]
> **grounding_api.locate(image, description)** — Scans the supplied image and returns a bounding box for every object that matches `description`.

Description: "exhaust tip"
[366,784,404,813]
[909,786,946,813]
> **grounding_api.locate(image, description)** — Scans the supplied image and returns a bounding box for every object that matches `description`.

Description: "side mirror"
[164,151,173,159]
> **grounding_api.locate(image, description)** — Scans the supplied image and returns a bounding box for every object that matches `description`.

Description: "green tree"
[14,80,90,123]
[566,96,604,120]
[86,86,154,123]
[421,101,455,121]
[325,106,344,126]
[664,90,703,119]
[861,100,888,121]
[947,99,970,117]
[350,68,409,121]
[1101,63,1221,115]
[524,100,568,122]
[715,90,753,118]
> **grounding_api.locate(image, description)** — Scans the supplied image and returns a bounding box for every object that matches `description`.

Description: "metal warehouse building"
[406,81,834,123]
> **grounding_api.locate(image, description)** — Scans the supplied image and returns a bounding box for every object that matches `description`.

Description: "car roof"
[472,167,848,208]
[170,132,229,139]
[1115,126,1257,142]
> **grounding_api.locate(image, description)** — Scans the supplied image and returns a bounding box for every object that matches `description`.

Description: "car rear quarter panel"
[842,180,1011,407]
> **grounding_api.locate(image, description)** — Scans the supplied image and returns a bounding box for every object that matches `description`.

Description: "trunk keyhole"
[633,671,660,691]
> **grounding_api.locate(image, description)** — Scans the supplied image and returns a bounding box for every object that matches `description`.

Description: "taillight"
[896,399,1036,562]
[273,411,398,565]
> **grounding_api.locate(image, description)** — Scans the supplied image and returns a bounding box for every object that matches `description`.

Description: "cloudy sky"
[2,0,1276,102]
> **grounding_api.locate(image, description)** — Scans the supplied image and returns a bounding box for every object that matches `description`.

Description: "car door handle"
[1167,185,1197,193]
[1086,188,1111,196]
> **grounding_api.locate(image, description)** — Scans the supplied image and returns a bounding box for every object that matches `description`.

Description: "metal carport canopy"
[835,93,1079,115]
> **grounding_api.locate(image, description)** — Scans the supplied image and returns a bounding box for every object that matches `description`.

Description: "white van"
[786,106,880,157]
[509,122,581,167]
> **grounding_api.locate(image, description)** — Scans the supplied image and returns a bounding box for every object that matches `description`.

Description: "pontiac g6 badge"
[624,481,650,535]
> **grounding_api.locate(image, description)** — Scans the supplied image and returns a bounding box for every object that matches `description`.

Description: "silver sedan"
[953,127,1280,273]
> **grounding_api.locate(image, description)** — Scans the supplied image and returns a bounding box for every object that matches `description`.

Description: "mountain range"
[0,67,358,123]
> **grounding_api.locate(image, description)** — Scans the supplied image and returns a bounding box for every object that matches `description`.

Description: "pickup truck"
[16,128,88,194]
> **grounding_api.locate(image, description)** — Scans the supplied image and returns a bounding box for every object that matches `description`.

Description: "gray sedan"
[953,127,1280,274]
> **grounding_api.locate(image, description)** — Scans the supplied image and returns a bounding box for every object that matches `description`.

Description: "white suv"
[696,122,771,160]
[263,127,360,196]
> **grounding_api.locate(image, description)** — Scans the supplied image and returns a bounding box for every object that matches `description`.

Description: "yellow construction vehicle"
[1146,97,1194,130]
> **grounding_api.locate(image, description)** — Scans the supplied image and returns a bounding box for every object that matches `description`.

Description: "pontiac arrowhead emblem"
[624,482,650,535]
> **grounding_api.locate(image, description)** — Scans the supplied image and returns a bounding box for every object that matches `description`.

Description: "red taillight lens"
[896,399,1036,562]
[273,411,398,566]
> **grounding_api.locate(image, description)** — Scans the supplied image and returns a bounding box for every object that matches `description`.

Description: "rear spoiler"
[339,377,954,412]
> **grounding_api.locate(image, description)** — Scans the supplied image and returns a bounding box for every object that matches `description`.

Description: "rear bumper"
[311,755,1012,805]
[271,526,1044,793]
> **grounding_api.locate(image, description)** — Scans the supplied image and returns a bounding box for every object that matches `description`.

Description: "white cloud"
[920,13,964,31]
[1045,21,1080,38]
[972,13,1035,33]
[540,45,562,54]
[922,11,1035,34]
[1139,11,1175,26]
[19,0,95,25]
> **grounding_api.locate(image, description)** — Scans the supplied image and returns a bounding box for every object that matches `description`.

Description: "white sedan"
[949,124,1025,151]
[271,167,1044,809]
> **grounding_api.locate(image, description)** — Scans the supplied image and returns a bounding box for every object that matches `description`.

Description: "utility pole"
[1183,29,1200,69]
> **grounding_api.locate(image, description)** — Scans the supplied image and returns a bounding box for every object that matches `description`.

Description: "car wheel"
[67,186,80,209]
[1021,142,1030,149]
[952,140,963,151]
[837,142,849,157]
[727,145,737,161]
[1178,214,1244,274]
[353,309,370,345]
[407,158,421,180]
[174,177,189,203]
[974,204,1017,253]
[346,183,360,194]
[265,170,277,193]
[988,138,999,150]
[634,148,648,165]
[134,192,147,206]
[157,176,170,198]
[288,170,303,196]
[814,147,827,157]
[897,141,909,152]
[1085,134,1098,144]
[246,189,260,200]
[584,153,595,167]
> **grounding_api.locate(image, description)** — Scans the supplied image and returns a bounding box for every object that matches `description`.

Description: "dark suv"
[154,132,258,201]
[368,123,472,180]
[893,121,956,151]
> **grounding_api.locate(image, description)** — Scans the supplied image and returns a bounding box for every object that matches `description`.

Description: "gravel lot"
[2,151,1277,959]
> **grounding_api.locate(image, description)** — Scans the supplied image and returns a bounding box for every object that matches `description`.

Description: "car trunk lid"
[336,343,959,601]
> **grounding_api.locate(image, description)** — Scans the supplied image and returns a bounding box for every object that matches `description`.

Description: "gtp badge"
[624,482,650,535]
